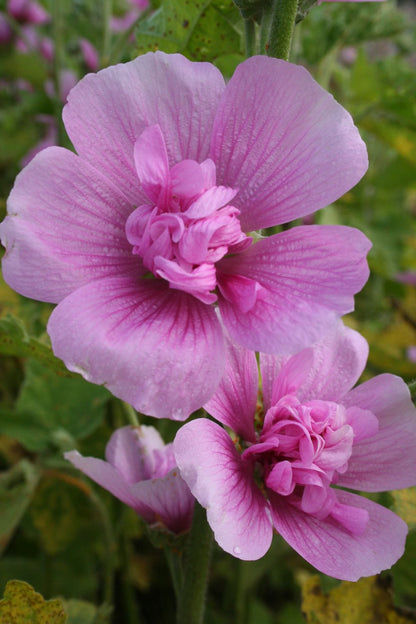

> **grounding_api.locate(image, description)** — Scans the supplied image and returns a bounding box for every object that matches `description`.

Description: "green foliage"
[29,475,95,556]
[0,580,67,624]
[135,0,243,62]
[0,358,109,453]
[0,461,40,556]
[64,600,111,624]
[0,315,70,376]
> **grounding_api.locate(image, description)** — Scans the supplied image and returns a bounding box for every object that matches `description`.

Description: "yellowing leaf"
[301,575,416,624]
[0,580,67,623]
[392,488,416,530]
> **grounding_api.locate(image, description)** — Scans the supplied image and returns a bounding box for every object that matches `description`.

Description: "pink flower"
[7,0,50,24]
[174,323,416,580]
[0,52,370,420]
[79,38,99,72]
[65,425,194,534]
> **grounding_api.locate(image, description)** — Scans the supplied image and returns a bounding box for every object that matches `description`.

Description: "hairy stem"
[176,503,213,624]
[267,0,299,60]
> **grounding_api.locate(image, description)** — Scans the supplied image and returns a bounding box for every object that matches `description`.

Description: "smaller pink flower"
[7,0,50,24]
[66,425,194,534]
[175,322,416,580]
[79,38,99,72]
[0,13,13,45]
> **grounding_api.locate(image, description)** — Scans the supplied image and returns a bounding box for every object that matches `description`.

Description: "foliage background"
[0,0,415,622]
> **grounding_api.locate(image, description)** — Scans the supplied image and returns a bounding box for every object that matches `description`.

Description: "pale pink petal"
[211,56,368,231]
[259,353,290,412]
[0,147,138,304]
[63,51,225,204]
[64,450,154,522]
[170,160,205,199]
[105,425,167,482]
[345,406,379,442]
[174,419,273,559]
[131,468,194,533]
[338,375,416,491]
[133,125,170,204]
[267,348,314,405]
[269,489,407,580]
[204,336,258,442]
[218,226,371,354]
[185,186,238,219]
[48,276,225,420]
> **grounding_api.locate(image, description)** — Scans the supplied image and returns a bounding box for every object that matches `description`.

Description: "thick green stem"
[176,503,213,624]
[165,547,184,603]
[244,18,256,57]
[267,0,299,60]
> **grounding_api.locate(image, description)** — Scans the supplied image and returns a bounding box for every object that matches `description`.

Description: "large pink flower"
[66,425,194,534]
[174,323,416,580]
[0,52,370,419]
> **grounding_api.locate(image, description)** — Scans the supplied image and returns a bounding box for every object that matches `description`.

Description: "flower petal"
[174,419,273,560]
[131,468,194,534]
[218,226,371,354]
[269,489,407,581]
[338,375,416,491]
[63,51,225,204]
[105,425,167,482]
[0,147,138,303]
[64,450,154,521]
[211,56,368,231]
[48,276,225,420]
[204,336,258,442]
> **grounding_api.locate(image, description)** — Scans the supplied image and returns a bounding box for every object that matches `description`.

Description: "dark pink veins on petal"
[125,124,252,304]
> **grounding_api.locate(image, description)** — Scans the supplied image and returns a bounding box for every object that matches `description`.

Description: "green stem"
[88,489,116,606]
[267,0,299,60]
[165,547,184,603]
[121,529,144,624]
[244,18,256,58]
[176,503,213,624]
[101,0,113,67]
[122,402,140,427]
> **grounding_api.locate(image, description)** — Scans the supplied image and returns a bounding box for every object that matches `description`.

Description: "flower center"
[241,394,368,532]
[125,124,251,303]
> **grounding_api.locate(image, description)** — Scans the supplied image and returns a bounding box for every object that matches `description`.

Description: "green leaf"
[0,359,109,452]
[64,600,111,624]
[16,359,109,448]
[0,315,71,376]
[135,0,242,62]
[0,580,67,624]
[301,575,416,624]
[0,461,40,556]
[29,475,94,556]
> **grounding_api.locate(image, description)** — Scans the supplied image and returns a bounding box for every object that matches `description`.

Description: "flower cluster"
[1,50,414,581]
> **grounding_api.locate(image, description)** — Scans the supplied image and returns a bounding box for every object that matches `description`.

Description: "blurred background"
[0,1,415,622]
